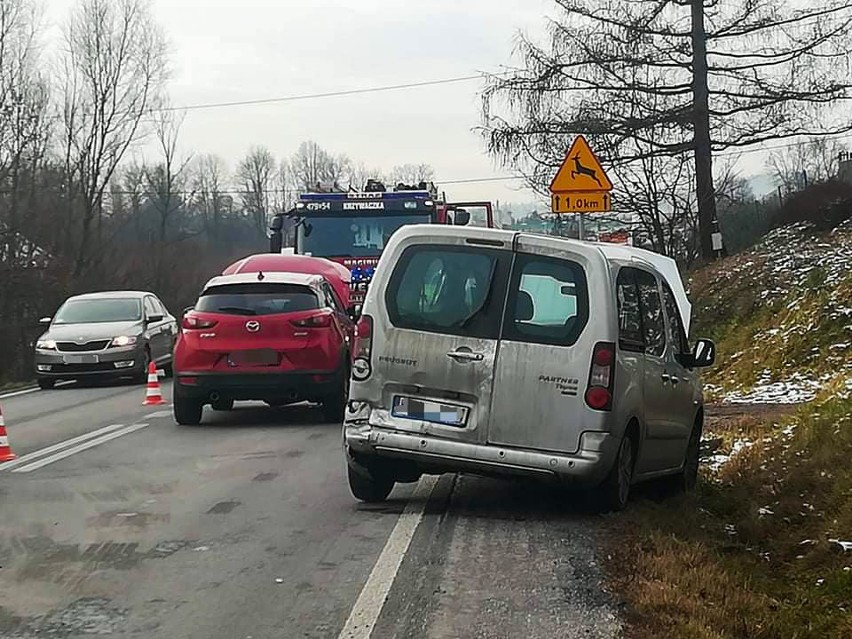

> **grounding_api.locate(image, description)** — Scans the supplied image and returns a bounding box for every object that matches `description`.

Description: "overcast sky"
[43,0,553,205]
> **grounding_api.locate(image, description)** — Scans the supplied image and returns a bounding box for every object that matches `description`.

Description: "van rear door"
[487,243,601,454]
[374,238,513,444]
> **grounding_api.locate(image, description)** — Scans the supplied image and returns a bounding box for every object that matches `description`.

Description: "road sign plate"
[550,135,613,193]
[551,192,612,214]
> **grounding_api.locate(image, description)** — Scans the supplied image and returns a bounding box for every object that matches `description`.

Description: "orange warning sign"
[549,136,613,193]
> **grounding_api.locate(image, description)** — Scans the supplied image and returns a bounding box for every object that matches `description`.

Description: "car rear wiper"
[217,306,257,315]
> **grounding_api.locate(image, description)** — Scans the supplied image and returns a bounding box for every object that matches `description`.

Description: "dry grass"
[605,399,852,639]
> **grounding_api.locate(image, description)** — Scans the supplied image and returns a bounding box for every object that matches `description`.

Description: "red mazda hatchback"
[173,271,354,425]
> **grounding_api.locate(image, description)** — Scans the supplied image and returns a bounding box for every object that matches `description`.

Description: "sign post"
[549,135,613,240]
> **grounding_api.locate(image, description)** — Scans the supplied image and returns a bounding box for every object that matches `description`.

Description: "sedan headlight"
[36,339,57,350]
[111,335,138,347]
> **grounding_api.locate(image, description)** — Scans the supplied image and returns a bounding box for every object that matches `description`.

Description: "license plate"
[62,354,98,364]
[392,396,468,427]
[228,349,279,367]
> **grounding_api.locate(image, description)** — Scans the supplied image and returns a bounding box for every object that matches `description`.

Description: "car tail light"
[585,342,615,411]
[291,313,332,328]
[182,315,218,330]
[352,314,373,381]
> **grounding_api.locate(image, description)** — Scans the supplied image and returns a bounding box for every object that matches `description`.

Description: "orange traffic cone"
[143,361,167,406]
[0,405,18,463]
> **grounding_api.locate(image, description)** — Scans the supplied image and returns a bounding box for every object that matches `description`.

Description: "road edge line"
[337,475,438,639]
[11,423,149,473]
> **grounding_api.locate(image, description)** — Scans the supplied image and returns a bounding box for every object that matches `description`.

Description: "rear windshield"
[385,246,588,345]
[196,283,319,316]
[385,246,511,339]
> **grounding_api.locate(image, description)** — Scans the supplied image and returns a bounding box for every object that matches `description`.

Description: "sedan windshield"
[298,213,430,257]
[53,299,142,324]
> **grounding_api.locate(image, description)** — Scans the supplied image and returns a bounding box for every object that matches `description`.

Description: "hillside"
[606,219,852,639]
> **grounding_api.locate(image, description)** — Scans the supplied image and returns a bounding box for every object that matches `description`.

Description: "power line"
[155,75,490,114]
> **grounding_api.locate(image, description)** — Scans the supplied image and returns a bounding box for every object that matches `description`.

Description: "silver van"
[343,226,715,511]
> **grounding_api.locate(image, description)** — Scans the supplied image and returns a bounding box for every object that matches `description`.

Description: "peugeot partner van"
[343,226,715,511]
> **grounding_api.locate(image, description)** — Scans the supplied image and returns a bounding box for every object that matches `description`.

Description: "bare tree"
[145,108,191,242]
[60,0,168,277]
[482,0,852,260]
[237,146,276,237]
[768,137,849,192]
[348,163,384,192]
[290,140,351,191]
[389,163,434,186]
[191,153,228,241]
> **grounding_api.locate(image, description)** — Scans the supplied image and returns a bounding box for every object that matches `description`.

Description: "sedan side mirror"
[690,338,716,368]
[39,317,52,326]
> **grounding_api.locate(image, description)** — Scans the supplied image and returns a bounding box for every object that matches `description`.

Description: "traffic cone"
[143,361,167,406]
[0,405,18,463]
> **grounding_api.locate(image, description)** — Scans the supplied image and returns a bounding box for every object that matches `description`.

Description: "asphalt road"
[0,381,623,639]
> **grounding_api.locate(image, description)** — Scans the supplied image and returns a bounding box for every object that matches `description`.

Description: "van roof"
[387,225,693,334]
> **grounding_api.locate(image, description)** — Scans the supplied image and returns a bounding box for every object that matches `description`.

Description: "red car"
[173,269,354,425]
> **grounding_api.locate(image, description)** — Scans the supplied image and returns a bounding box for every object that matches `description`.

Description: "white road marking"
[0,423,128,472]
[146,410,172,419]
[337,476,438,639]
[0,381,73,399]
[11,423,149,473]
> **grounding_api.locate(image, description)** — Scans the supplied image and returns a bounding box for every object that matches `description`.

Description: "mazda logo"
[245,320,261,333]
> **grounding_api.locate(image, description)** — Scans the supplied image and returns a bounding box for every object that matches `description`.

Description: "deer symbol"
[570,153,603,187]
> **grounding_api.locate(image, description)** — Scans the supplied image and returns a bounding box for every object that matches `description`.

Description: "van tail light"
[585,342,615,411]
[352,314,373,381]
[291,313,332,328]
[182,315,218,330]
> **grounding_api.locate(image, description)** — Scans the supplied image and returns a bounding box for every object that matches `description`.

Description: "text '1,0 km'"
[549,135,613,214]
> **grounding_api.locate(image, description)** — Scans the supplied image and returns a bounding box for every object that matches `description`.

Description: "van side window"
[502,255,589,347]
[385,246,509,339]
[635,270,666,358]
[144,297,159,319]
[662,283,690,355]
[616,268,644,352]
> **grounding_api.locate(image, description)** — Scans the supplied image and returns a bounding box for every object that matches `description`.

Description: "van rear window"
[502,255,589,347]
[385,246,511,339]
[196,283,319,316]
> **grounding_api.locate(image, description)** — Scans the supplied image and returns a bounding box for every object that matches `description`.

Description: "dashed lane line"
[9,423,150,473]
[0,381,73,399]
[0,423,128,472]
[337,476,438,639]
[146,409,172,419]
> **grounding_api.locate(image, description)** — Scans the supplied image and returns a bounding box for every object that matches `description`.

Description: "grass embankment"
[606,221,852,638]
[607,399,852,639]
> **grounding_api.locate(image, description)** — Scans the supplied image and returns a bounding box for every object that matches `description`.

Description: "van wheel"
[596,435,634,512]
[174,390,203,426]
[347,464,394,503]
[666,420,703,494]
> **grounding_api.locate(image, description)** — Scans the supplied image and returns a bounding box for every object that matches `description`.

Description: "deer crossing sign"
[549,135,613,214]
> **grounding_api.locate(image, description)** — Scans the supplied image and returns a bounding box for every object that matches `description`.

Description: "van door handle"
[661,373,671,383]
[447,350,484,362]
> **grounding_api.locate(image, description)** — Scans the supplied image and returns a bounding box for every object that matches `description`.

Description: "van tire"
[665,420,703,494]
[596,434,634,512]
[347,464,394,503]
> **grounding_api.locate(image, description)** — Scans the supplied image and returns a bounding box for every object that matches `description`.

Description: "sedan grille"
[56,340,111,352]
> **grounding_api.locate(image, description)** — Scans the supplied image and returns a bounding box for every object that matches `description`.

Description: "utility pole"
[691,0,718,260]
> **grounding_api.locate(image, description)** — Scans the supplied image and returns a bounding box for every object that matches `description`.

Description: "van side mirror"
[39,317,52,326]
[689,338,716,368]
[146,314,164,324]
[454,209,471,226]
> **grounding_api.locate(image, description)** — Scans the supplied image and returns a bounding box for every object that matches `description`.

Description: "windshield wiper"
[217,306,257,316]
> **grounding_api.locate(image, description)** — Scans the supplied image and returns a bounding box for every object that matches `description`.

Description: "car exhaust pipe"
[210,392,220,402]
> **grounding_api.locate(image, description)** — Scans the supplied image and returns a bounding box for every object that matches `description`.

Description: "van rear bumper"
[344,425,620,486]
